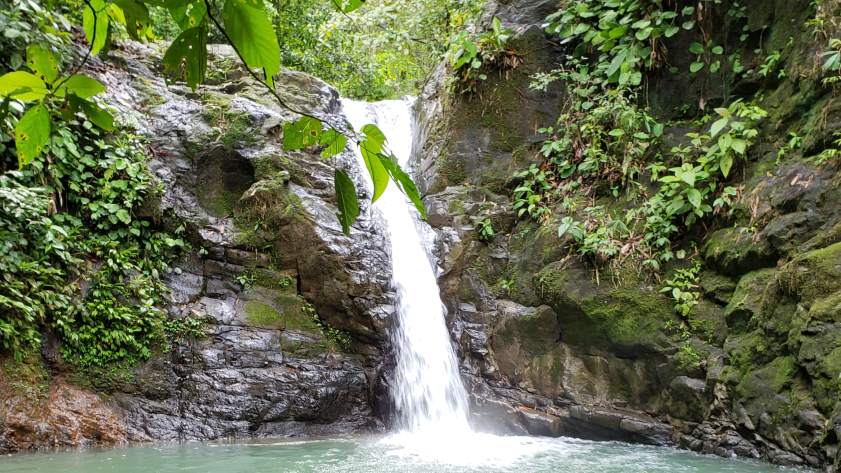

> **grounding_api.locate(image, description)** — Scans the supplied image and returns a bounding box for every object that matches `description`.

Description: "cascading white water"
[342,98,471,434]
[342,98,549,466]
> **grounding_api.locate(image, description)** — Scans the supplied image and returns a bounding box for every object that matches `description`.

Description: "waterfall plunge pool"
[0,434,808,472]
[0,102,808,473]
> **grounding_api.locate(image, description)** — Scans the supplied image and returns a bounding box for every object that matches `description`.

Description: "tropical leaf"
[162,24,208,90]
[222,0,281,87]
[359,141,389,202]
[15,104,51,168]
[319,128,347,158]
[55,74,106,99]
[83,0,109,55]
[26,45,59,84]
[376,152,427,218]
[169,0,207,29]
[0,71,48,102]
[283,116,323,150]
[334,169,359,235]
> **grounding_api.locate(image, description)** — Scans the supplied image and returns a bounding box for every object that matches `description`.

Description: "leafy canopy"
[0,0,428,235]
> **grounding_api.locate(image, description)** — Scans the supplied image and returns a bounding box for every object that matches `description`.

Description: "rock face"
[1,42,395,449]
[108,43,396,441]
[412,0,841,470]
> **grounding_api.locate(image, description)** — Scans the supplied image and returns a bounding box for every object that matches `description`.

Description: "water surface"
[0,434,807,473]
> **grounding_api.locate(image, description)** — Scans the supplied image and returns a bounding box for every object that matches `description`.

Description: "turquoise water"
[0,434,808,473]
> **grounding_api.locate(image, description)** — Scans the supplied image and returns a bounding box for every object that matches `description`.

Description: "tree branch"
[202,0,360,141]
[51,0,99,95]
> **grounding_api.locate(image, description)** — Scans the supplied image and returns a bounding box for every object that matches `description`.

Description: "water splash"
[342,98,471,434]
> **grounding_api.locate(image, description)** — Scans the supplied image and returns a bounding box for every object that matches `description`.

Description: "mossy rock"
[809,291,841,324]
[735,356,797,422]
[699,270,737,305]
[243,293,319,333]
[813,346,841,413]
[534,261,675,355]
[778,241,841,303]
[702,227,776,276]
[493,305,560,357]
[722,330,773,382]
[195,149,256,218]
[691,300,728,345]
[724,268,777,333]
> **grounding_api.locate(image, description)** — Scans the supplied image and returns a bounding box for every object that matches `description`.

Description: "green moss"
[274,294,320,332]
[244,295,321,333]
[200,93,260,147]
[702,227,773,275]
[437,152,468,186]
[809,290,841,323]
[815,346,841,412]
[736,355,796,399]
[0,352,50,400]
[779,241,841,302]
[724,268,777,333]
[244,300,283,327]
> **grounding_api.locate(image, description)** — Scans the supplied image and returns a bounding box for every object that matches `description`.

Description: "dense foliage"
[0,0,464,364]
[0,56,188,366]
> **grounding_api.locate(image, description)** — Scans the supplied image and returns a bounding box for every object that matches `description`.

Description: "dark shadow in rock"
[195,147,256,218]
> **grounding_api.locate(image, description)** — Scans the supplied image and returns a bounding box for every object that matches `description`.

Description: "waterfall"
[342,98,471,434]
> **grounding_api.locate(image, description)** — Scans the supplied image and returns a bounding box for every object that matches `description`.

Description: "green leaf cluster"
[446,17,518,94]
[545,0,693,86]
[283,117,425,234]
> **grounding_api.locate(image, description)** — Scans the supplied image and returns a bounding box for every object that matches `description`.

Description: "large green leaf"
[113,0,151,40]
[70,95,115,131]
[169,0,206,29]
[222,0,281,87]
[0,71,48,102]
[376,152,427,218]
[162,24,208,90]
[334,169,359,235]
[720,153,734,178]
[15,104,51,168]
[361,123,386,152]
[26,45,59,84]
[283,116,323,150]
[319,128,347,158]
[359,141,389,202]
[55,74,106,99]
[83,0,109,55]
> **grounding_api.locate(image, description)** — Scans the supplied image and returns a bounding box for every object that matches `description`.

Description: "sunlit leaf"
[222,0,281,87]
[283,116,323,150]
[70,95,115,131]
[376,152,426,218]
[319,128,347,158]
[55,74,106,99]
[361,123,386,152]
[0,71,48,102]
[169,0,207,29]
[83,0,109,55]
[113,0,152,40]
[336,0,363,13]
[358,141,388,202]
[26,45,59,84]
[15,104,51,168]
